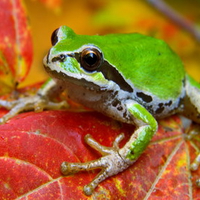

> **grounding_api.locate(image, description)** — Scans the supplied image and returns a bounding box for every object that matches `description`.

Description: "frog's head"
[43,26,133,92]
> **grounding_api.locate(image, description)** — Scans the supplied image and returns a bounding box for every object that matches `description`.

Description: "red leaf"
[0,0,33,92]
[0,108,200,199]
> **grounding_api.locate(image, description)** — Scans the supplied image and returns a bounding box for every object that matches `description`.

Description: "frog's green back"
[55,26,185,100]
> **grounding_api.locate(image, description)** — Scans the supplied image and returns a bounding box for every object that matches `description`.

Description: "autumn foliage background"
[0,0,200,199]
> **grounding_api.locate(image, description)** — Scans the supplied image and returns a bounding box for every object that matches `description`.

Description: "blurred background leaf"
[0,0,33,94]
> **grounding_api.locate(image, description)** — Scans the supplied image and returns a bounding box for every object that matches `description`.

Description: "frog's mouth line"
[44,64,105,92]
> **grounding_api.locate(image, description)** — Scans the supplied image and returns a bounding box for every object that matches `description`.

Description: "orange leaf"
[0,0,33,93]
[38,0,62,10]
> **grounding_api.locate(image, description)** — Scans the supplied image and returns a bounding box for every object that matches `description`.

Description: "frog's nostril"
[59,54,66,61]
[52,54,66,62]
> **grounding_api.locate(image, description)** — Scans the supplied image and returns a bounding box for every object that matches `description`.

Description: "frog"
[0,25,200,196]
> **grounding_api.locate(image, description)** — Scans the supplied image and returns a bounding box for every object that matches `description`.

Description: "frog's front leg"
[0,79,67,124]
[61,101,158,195]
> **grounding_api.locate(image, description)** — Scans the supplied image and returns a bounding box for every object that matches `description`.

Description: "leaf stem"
[147,0,200,42]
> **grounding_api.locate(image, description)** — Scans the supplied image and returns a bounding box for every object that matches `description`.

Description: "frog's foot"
[190,153,200,187]
[61,133,134,196]
[186,125,200,187]
[0,95,67,124]
[191,154,200,171]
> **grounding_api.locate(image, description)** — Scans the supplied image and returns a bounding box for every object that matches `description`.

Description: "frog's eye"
[80,48,102,72]
[51,28,59,46]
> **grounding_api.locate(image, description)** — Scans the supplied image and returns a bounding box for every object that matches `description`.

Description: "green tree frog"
[1,26,200,195]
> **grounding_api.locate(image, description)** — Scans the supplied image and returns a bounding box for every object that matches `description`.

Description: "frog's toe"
[83,184,95,196]
[0,99,16,109]
[84,133,125,156]
[40,100,68,111]
[0,117,6,125]
[196,179,200,188]
[0,100,25,124]
[60,162,84,175]
[190,154,200,171]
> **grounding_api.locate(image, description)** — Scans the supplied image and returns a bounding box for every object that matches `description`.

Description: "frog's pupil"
[80,47,102,71]
[84,53,97,66]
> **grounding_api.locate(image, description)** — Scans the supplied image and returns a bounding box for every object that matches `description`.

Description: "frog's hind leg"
[187,126,200,188]
[183,75,200,186]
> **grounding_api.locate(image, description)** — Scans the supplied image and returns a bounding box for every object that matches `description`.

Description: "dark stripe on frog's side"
[97,60,134,93]
[165,100,172,106]
[73,53,134,93]
[111,98,124,111]
[155,101,173,114]
[155,103,165,114]
[136,92,153,103]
